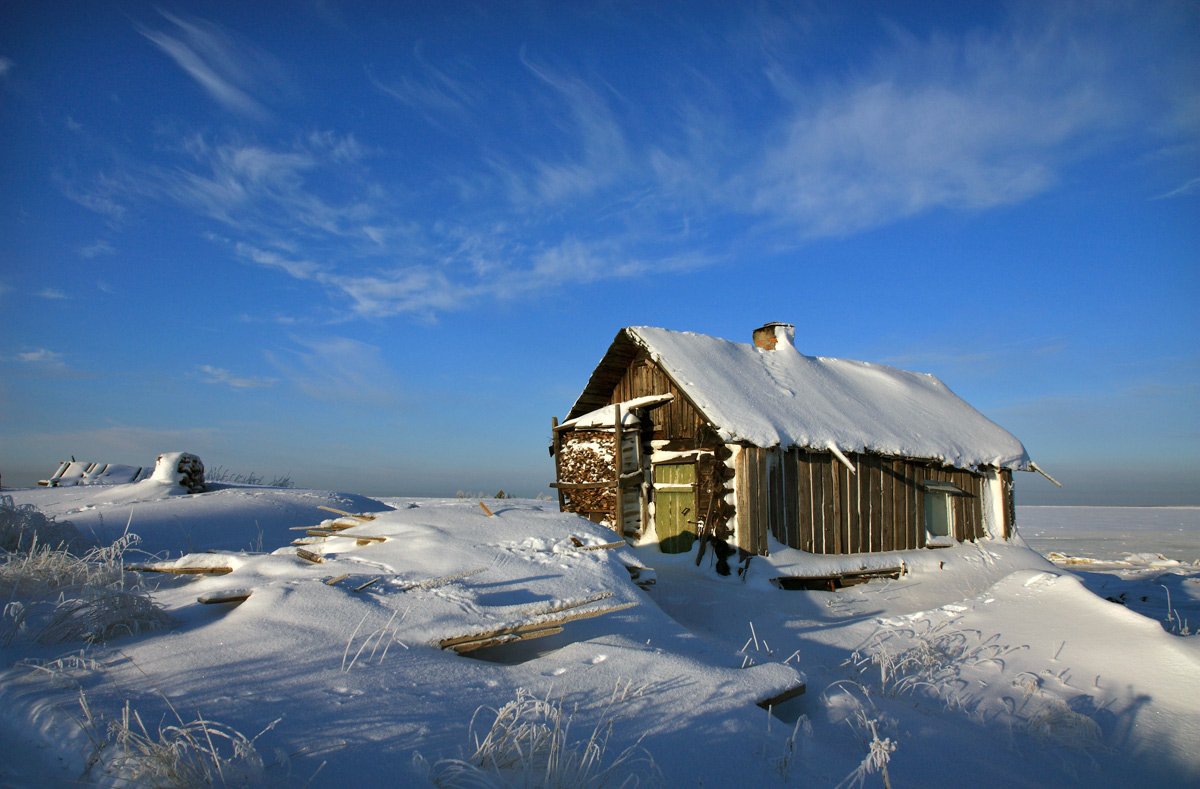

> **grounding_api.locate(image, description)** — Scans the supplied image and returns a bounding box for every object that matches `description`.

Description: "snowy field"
[1,482,1197,787]
[1020,505,1200,563]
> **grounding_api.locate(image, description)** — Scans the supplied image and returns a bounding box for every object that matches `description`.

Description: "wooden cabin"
[551,324,1041,561]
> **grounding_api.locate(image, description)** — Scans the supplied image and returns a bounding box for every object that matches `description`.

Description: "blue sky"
[1,1,1197,504]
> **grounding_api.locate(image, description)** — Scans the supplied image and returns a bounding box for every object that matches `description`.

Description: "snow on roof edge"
[623,326,1033,472]
[559,394,675,430]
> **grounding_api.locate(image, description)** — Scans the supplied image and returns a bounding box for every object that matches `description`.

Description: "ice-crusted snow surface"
[1,489,1197,787]
[625,326,1031,470]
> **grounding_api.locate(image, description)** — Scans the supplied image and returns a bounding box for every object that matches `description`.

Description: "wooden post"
[613,403,623,534]
[551,416,565,511]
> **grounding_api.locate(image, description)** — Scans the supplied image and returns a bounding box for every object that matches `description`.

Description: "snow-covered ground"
[1,484,1197,787]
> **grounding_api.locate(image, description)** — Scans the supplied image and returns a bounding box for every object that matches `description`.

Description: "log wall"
[736,446,989,555]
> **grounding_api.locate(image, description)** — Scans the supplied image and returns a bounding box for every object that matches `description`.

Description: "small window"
[922,480,964,546]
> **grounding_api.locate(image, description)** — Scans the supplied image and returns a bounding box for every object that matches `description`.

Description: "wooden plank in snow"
[440,602,637,653]
[449,626,566,654]
[130,564,232,575]
[295,548,324,564]
[756,682,807,709]
[770,565,905,591]
[317,506,376,521]
[573,539,626,551]
[198,589,252,605]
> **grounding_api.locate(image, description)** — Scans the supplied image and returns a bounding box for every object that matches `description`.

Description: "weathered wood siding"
[607,353,707,441]
[736,446,988,555]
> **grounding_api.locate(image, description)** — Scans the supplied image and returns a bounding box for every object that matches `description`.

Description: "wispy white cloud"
[57,173,127,222]
[17,349,64,364]
[265,337,402,405]
[138,11,281,120]
[0,57,12,77]
[36,288,69,300]
[79,239,114,259]
[162,135,374,242]
[197,364,277,389]
[1154,177,1200,200]
[739,11,1126,236]
[66,3,1197,326]
[369,43,476,122]
[504,52,630,208]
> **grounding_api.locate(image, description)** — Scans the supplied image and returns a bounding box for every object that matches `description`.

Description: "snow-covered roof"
[574,326,1031,471]
[558,394,674,430]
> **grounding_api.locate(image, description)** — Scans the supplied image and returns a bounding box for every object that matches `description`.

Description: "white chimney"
[752,322,795,351]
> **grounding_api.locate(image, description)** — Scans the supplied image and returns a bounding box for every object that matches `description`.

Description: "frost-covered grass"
[77,691,279,788]
[206,465,294,488]
[843,620,1104,754]
[0,499,82,552]
[418,687,659,788]
[847,620,1026,702]
[1,525,170,646]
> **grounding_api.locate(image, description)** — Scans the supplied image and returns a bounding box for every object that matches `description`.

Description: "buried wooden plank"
[449,626,567,654]
[756,682,807,709]
[129,564,233,575]
[324,574,351,586]
[623,564,656,587]
[304,528,387,543]
[295,548,325,564]
[479,501,495,517]
[317,506,377,521]
[438,600,636,651]
[437,594,617,649]
[290,522,354,532]
[197,589,252,605]
[574,540,626,551]
[770,566,905,591]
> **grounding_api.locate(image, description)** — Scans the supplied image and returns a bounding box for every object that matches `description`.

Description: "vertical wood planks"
[796,451,814,552]
[820,458,835,554]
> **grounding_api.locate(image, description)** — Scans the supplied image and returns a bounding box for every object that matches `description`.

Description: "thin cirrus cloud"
[68,4,1196,324]
[264,337,403,406]
[17,349,64,364]
[737,17,1127,237]
[367,43,477,123]
[138,10,279,120]
[197,364,277,390]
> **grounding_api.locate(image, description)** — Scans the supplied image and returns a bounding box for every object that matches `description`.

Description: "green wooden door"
[654,464,696,554]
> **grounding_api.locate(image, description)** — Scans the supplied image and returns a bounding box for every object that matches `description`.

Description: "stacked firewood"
[559,431,615,515]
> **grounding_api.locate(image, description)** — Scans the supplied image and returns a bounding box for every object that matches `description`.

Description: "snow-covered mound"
[4,484,392,557]
[0,491,1197,786]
